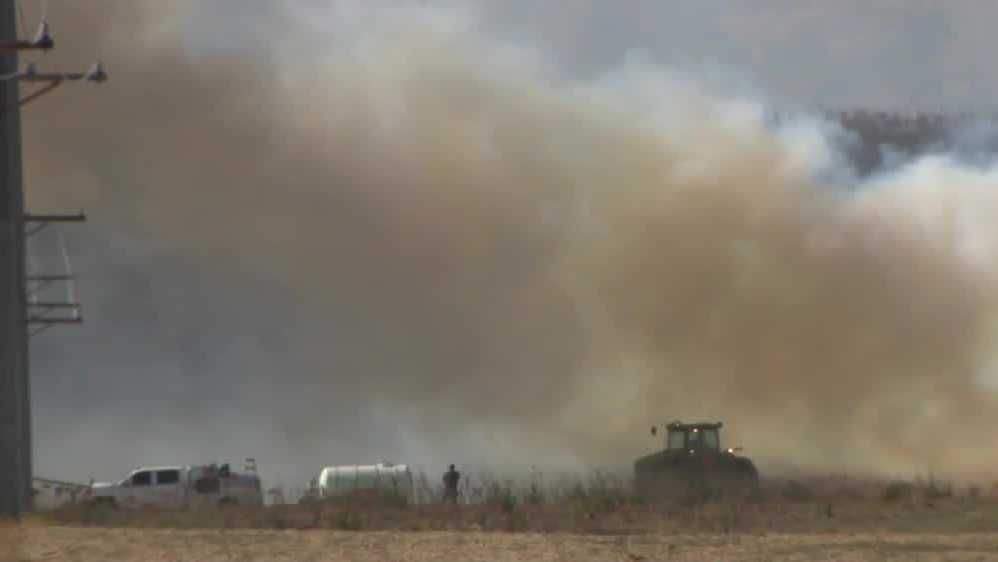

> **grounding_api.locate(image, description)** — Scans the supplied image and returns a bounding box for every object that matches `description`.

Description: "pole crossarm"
[27,301,79,309]
[26,274,75,299]
[24,212,86,222]
[0,19,52,51]
[2,62,108,106]
[24,211,86,236]
[17,61,108,83]
[26,298,82,334]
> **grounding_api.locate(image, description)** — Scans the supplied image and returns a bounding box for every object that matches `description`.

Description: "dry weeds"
[4,476,998,561]
[34,475,998,535]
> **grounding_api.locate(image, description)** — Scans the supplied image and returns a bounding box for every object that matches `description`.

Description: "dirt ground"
[4,526,998,562]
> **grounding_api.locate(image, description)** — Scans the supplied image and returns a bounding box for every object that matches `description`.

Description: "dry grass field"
[4,476,998,561]
[6,526,998,562]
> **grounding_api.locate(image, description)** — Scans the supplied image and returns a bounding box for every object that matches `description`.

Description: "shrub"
[924,478,953,500]
[883,480,913,502]
[334,510,363,531]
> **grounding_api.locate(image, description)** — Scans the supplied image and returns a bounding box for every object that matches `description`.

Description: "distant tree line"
[769,109,998,175]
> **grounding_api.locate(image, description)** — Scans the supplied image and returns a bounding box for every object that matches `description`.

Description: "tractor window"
[667,429,685,450]
[702,429,719,450]
[688,430,702,447]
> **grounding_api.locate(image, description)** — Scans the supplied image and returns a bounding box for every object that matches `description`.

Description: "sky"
[280,0,998,112]
[19,1,998,495]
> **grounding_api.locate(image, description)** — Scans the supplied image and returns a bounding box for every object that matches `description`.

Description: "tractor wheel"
[636,470,690,504]
[729,461,761,499]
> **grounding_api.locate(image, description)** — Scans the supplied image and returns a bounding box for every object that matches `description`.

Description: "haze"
[23,1,998,492]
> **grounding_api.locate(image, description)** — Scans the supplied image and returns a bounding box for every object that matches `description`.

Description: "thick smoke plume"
[22,2,998,484]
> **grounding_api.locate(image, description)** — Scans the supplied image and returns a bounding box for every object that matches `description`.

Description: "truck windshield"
[131,471,151,486]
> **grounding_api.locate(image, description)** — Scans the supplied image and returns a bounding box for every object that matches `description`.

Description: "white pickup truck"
[90,463,263,510]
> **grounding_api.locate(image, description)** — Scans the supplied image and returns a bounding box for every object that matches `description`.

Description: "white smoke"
[22,1,998,487]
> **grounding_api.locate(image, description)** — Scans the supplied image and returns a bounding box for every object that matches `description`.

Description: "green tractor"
[634,421,759,500]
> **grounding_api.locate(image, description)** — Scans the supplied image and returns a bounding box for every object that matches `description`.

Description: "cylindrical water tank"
[317,462,413,499]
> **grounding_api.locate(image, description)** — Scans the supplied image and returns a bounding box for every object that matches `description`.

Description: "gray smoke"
[22,2,998,490]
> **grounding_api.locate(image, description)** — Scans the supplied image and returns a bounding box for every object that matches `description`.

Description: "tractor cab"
[637,419,758,499]
[653,421,724,454]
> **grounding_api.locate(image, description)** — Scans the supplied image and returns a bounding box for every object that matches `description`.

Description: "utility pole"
[0,1,105,518]
[0,0,28,519]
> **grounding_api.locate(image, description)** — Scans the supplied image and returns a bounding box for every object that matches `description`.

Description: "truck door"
[123,470,153,509]
[153,469,184,510]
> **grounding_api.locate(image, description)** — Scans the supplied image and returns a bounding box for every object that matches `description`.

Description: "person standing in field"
[442,464,460,503]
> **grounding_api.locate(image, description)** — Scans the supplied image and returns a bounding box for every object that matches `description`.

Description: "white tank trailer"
[317,462,414,502]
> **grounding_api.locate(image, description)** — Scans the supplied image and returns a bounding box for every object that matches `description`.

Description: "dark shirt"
[443,470,460,489]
